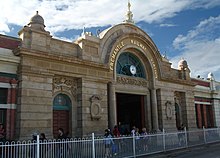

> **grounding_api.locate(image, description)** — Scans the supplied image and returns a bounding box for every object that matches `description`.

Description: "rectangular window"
[0,109,6,125]
[206,106,214,128]
[0,88,8,104]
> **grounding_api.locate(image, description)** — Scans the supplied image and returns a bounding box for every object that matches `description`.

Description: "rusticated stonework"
[53,76,77,97]
[117,76,148,87]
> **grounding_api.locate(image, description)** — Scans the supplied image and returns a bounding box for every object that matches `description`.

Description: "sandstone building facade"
[0,8,219,140]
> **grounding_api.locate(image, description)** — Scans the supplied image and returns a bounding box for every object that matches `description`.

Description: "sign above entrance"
[110,38,158,79]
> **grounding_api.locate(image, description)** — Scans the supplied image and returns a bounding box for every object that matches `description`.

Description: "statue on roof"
[124,0,134,24]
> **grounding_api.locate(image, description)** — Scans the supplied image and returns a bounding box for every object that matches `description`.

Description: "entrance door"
[53,94,71,138]
[53,110,69,137]
[116,93,144,135]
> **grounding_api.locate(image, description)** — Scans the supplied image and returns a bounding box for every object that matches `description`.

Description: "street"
[143,142,220,158]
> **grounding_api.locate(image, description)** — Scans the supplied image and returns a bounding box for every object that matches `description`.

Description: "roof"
[191,78,210,87]
[0,34,21,50]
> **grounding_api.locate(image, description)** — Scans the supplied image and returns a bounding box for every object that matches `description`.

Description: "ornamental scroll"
[53,76,77,97]
[117,76,148,87]
[90,95,102,120]
[165,101,173,120]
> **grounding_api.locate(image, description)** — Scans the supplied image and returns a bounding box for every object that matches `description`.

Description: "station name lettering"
[110,38,157,80]
[150,58,158,79]
[110,41,125,70]
[130,39,147,51]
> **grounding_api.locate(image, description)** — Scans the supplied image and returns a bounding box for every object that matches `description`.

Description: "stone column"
[146,94,152,131]
[108,82,117,130]
[6,79,17,140]
[151,89,159,131]
[213,99,220,127]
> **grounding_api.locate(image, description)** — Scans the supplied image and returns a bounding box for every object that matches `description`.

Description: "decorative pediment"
[53,76,77,97]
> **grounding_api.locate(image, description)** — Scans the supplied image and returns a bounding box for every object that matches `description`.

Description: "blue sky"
[1,0,220,80]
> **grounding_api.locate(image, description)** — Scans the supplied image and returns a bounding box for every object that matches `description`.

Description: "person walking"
[40,133,47,158]
[141,127,149,151]
[57,128,67,158]
[112,125,120,155]
[178,124,185,146]
[0,123,5,143]
[104,129,114,158]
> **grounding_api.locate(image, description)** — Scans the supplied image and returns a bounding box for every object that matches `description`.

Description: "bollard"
[37,135,40,158]
[92,133,95,158]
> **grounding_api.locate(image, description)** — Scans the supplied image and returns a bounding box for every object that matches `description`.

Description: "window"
[0,88,7,104]
[0,109,6,125]
[53,94,71,110]
[116,52,146,78]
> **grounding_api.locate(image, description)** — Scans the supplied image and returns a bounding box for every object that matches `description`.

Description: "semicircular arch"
[108,35,161,83]
[100,23,162,68]
[52,91,77,137]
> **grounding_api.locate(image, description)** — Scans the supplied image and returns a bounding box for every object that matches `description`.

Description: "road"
[143,143,220,158]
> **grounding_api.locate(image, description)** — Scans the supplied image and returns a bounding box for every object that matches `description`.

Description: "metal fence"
[1,127,220,158]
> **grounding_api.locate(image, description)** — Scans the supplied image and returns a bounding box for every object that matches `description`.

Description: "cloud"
[171,15,220,80]
[186,0,220,9]
[1,0,219,79]
[53,34,80,43]
[0,23,10,33]
[160,23,177,27]
[0,32,6,35]
[1,0,220,35]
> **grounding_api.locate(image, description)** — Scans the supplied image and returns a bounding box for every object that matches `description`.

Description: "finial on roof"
[81,27,85,36]
[128,0,131,11]
[207,72,215,81]
[28,11,45,31]
[124,0,134,24]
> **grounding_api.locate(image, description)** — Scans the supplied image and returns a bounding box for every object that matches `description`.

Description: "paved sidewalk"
[139,142,220,158]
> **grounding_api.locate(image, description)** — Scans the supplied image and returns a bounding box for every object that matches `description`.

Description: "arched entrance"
[53,93,71,137]
[116,93,145,134]
[175,103,182,129]
[114,52,147,133]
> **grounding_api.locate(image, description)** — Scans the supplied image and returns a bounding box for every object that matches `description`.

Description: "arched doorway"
[175,103,182,129]
[115,52,147,133]
[53,93,71,138]
[116,93,145,134]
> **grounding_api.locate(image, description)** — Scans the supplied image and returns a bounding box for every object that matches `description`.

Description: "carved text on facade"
[117,76,148,87]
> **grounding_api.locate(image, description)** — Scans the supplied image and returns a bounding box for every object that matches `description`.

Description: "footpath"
[139,142,220,158]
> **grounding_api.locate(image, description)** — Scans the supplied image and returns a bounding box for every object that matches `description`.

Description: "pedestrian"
[113,125,120,137]
[135,128,141,151]
[0,123,6,157]
[30,132,38,157]
[178,124,185,146]
[57,128,69,158]
[141,127,149,151]
[112,125,120,155]
[131,126,136,135]
[104,129,114,158]
[0,123,5,143]
[40,133,47,141]
[40,133,47,158]
[57,128,67,140]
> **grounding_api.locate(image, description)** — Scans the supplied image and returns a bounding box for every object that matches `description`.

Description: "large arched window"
[116,52,146,78]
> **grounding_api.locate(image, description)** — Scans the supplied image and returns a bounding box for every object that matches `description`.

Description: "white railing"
[1,127,220,158]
